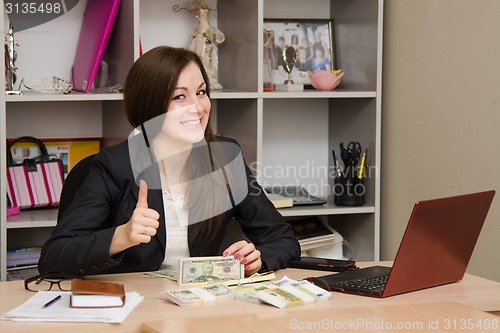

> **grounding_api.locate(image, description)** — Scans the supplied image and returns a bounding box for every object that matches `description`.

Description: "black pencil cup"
[333,174,365,207]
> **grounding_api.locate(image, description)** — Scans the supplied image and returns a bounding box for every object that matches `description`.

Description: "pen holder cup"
[334,176,365,207]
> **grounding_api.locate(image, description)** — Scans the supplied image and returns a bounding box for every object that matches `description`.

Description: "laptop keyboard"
[334,275,389,291]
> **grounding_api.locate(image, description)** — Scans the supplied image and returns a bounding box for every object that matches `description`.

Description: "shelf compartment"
[6,91,123,102]
[278,204,375,217]
[262,90,376,99]
[4,89,377,103]
[6,209,58,229]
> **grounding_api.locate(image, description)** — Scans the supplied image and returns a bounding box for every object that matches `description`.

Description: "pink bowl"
[309,71,344,91]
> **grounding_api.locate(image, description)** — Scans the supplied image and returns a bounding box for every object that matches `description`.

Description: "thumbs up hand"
[132,179,160,240]
[110,180,160,256]
[136,178,150,209]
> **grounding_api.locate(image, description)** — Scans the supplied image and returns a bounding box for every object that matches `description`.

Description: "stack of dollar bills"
[243,277,331,308]
[153,256,331,309]
[159,283,235,306]
[144,257,275,287]
[160,276,330,308]
[177,256,244,287]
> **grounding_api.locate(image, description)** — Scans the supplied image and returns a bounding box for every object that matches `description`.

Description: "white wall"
[382,0,500,281]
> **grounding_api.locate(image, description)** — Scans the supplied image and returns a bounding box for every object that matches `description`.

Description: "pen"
[358,148,368,179]
[332,150,342,178]
[42,295,62,309]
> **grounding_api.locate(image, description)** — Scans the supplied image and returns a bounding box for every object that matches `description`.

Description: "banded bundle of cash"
[159,283,235,306]
[178,256,244,287]
[246,277,331,309]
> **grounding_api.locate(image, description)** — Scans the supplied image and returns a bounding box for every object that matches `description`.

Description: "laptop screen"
[383,190,495,297]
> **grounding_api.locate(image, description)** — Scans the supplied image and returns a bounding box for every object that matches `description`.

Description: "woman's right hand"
[110,180,160,255]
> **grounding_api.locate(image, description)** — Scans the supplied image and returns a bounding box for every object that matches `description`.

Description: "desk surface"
[1,262,499,333]
[143,301,499,333]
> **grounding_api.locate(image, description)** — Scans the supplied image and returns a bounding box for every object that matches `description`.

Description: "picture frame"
[263,19,335,87]
[7,137,102,178]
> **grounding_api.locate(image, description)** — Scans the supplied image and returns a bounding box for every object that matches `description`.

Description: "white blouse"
[160,190,190,271]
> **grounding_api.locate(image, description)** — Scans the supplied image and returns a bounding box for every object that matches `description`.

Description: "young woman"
[38,46,300,277]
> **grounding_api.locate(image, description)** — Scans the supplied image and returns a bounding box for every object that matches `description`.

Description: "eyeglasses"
[24,273,75,292]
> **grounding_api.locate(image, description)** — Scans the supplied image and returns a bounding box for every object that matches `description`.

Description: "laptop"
[307,190,495,297]
[265,186,327,206]
[71,0,121,92]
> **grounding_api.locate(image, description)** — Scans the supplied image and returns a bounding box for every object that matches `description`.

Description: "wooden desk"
[142,301,500,333]
[1,263,499,333]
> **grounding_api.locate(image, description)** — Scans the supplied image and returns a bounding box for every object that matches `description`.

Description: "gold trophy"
[276,46,304,91]
[282,46,296,84]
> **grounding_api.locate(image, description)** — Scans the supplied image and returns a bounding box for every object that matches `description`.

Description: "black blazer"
[38,136,300,276]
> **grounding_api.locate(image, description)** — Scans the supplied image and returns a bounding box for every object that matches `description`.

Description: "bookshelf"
[0,0,383,280]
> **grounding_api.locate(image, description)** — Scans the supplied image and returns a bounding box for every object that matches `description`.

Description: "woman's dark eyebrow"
[175,82,207,91]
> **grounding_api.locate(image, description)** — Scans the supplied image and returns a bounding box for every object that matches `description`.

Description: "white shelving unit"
[0,0,383,280]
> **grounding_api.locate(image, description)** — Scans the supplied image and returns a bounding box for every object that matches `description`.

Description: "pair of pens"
[42,294,62,309]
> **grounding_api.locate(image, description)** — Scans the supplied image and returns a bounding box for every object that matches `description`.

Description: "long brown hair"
[123,46,224,243]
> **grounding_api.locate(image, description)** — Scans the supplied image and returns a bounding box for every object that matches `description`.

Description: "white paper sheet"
[1,290,144,323]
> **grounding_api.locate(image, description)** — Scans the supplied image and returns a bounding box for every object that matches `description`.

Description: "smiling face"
[156,61,211,151]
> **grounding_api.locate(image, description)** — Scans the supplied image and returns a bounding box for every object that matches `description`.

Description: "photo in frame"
[7,138,102,178]
[263,19,335,87]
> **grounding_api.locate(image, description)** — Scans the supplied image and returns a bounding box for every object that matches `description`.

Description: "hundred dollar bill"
[178,256,244,286]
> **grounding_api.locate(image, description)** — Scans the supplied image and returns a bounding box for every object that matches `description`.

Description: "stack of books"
[288,217,340,251]
[7,246,42,270]
[265,192,293,208]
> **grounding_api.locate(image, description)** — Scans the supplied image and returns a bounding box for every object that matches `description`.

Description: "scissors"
[340,141,362,167]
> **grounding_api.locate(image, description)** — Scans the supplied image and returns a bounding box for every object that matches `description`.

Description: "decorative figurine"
[308,69,344,91]
[4,23,22,95]
[263,29,276,91]
[185,0,225,90]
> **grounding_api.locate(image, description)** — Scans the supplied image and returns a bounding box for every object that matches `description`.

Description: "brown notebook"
[70,279,126,308]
